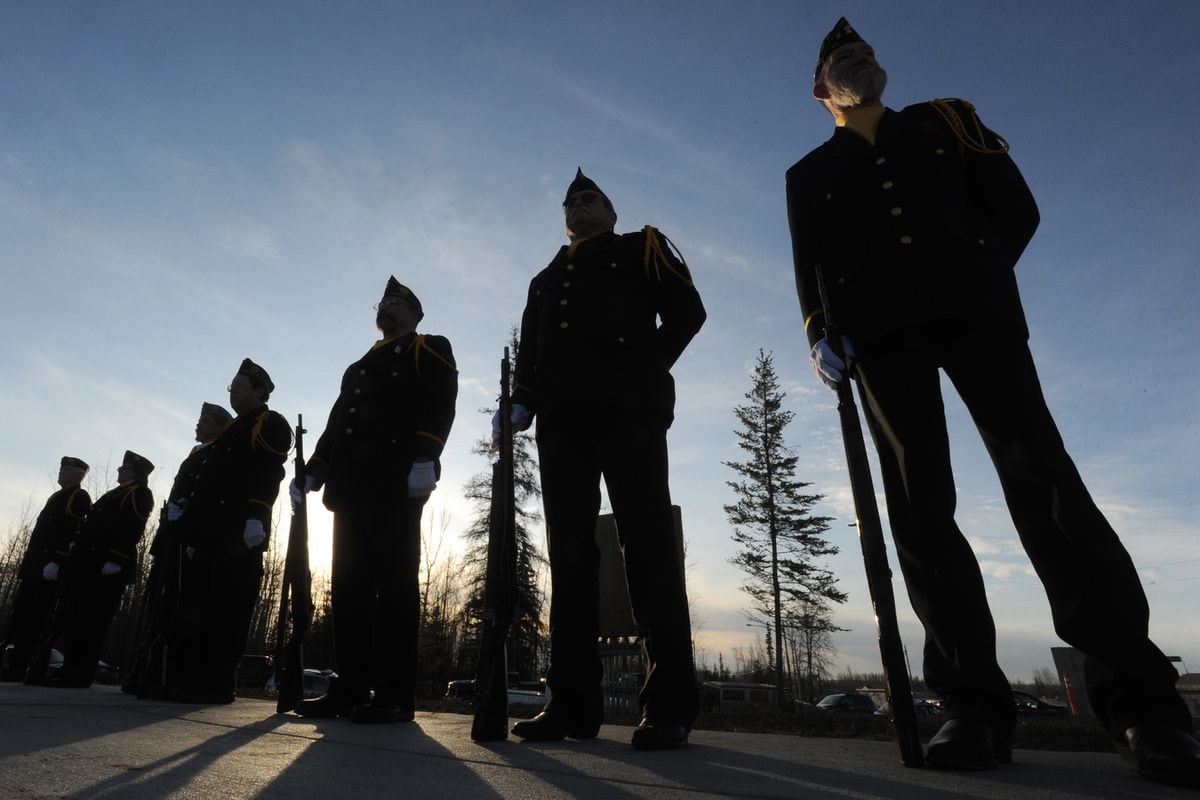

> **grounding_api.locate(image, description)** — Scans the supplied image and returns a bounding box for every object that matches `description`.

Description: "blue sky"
[2,1,1197,682]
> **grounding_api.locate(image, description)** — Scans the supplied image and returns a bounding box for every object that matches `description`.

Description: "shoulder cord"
[930,98,1009,155]
[412,333,457,373]
[251,410,291,457]
[642,225,695,286]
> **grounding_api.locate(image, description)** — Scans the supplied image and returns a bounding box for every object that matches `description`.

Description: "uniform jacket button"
[345,428,353,435]
[560,299,568,306]
[900,235,913,244]
[874,156,886,165]
[891,207,902,216]
[560,321,569,329]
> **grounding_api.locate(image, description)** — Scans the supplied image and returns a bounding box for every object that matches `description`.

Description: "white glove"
[811,336,857,391]
[101,561,122,577]
[243,518,266,549]
[491,403,532,447]
[43,562,60,581]
[167,500,186,522]
[407,460,437,498]
[186,546,195,559]
[289,475,317,511]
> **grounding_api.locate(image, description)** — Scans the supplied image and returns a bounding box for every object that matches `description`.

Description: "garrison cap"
[564,167,611,207]
[200,402,233,423]
[237,358,275,393]
[815,17,865,80]
[60,456,89,472]
[383,276,424,321]
[122,450,154,477]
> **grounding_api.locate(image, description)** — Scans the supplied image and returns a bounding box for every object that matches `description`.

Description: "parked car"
[701,681,783,712]
[1012,690,1069,715]
[236,655,274,689]
[443,678,550,707]
[815,692,878,713]
[264,669,337,699]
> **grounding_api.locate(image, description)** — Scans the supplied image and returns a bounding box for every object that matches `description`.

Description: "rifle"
[815,265,924,767]
[122,503,170,694]
[275,415,312,713]
[471,347,518,741]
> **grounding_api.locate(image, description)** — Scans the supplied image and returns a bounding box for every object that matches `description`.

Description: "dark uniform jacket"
[786,100,1040,350]
[148,442,213,557]
[179,406,290,553]
[18,485,91,580]
[513,227,706,425]
[69,481,153,584]
[308,332,458,512]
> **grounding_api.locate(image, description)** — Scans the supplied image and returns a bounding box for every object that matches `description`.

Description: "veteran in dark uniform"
[1,457,91,682]
[503,169,705,749]
[47,450,153,687]
[173,360,290,704]
[786,18,1199,784]
[124,402,233,697]
[291,277,457,723]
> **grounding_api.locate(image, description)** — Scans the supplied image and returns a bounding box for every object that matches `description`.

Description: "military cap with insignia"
[564,167,613,210]
[61,456,90,472]
[122,450,155,478]
[236,357,275,393]
[814,17,866,80]
[383,276,424,321]
[200,402,233,423]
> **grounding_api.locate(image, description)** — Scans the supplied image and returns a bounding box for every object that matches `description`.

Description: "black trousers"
[855,323,1190,735]
[59,571,124,685]
[536,409,698,726]
[5,575,58,675]
[330,496,424,708]
[176,546,262,696]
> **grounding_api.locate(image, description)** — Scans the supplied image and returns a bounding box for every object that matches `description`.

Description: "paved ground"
[1,684,1195,799]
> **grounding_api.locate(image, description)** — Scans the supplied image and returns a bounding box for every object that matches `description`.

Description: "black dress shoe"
[631,718,689,750]
[350,697,415,724]
[1124,725,1200,787]
[925,718,1012,770]
[511,710,601,741]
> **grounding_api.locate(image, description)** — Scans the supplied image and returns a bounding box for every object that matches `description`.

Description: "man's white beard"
[826,64,887,109]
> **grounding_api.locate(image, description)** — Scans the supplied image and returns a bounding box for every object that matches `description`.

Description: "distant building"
[1176,673,1200,720]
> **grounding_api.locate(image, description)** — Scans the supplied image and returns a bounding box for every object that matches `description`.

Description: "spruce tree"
[724,349,846,704]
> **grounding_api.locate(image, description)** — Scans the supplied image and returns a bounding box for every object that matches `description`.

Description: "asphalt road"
[1,684,1195,799]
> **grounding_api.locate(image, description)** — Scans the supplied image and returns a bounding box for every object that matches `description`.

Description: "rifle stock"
[471,348,518,741]
[815,266,924,767]
[275,415,312,713]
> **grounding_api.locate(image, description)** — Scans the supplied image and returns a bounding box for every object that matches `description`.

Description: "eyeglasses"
[562,191,602,209]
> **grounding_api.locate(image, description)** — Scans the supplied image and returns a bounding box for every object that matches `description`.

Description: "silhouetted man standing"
[173,360,290,704]
[292,277,457,723]
[1,457,91,682]
[504,169,705,749]
[786,17,1198,785]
